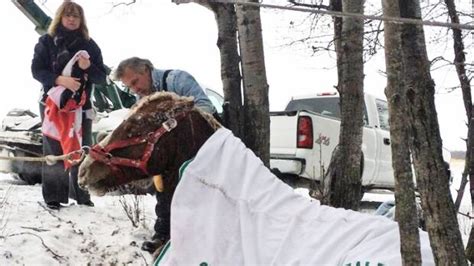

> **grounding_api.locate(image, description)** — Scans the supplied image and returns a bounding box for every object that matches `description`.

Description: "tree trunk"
[399,0,467,264]
[464,117,474,262]
[328,0,365,210]
[444,0,473,260]
[235,0,270,166]
[382,1,421,264]
[207,2,244,139]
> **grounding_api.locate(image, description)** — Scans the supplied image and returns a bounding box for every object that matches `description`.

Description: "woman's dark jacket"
[31,26,106,109]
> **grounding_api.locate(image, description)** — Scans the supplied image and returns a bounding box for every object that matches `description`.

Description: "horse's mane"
[127,92,221,131]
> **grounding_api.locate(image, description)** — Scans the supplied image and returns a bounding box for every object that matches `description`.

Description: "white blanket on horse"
[156,128,434,265]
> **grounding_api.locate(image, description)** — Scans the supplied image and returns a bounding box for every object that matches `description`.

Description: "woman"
[31,1,106,210]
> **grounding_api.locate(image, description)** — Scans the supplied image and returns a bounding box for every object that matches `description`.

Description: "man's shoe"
[79,200,94,207]
[141,238,165,253]
[46,202,60,210]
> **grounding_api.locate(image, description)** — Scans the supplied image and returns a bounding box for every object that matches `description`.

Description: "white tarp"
[156,128,434,265]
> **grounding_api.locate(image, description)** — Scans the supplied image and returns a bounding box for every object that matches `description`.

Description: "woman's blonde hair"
[47,1,89,40]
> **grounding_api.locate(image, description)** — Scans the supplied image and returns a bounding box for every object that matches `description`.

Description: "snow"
[0,175,158,265]
[0,160,470,264]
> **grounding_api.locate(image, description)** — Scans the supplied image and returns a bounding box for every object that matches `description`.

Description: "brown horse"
[78,92,220,195]
[78,92,435,265]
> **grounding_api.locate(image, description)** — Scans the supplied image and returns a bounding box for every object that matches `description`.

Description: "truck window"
[376,99,390,131]
[285,97,370,125]
[285,98,341,119]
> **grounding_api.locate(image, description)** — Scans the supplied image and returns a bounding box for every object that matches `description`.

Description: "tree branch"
[288,0,330,10]
[112,0,137,8]
[20,226,50,232]
[6,232,66,263]
[458,211,474,219]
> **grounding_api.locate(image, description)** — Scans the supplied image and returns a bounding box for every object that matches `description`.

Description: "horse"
[78,92,220,195]
[78,92,435,265]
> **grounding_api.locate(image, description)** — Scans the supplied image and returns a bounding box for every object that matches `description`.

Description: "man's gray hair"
[114,57,154,80]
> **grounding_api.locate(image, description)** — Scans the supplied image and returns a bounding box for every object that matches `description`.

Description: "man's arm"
[170,71,216,114]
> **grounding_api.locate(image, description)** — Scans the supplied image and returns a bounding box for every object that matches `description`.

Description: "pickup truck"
[270,92,451,190]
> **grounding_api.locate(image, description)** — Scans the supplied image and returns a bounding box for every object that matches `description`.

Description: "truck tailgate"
[270,112,298,156]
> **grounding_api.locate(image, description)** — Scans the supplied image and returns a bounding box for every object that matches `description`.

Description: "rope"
[183,0,474,31]
[0,149,87,166]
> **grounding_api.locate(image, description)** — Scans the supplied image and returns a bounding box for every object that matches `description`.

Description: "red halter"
[88,111,188,182]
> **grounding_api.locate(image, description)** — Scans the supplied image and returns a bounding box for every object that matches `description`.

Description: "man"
[115,57,217,114]
[114,57,218,254]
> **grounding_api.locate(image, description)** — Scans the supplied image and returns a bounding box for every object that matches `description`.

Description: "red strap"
[89,111,188,181]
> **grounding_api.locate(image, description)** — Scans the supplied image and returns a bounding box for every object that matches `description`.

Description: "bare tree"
[325,0,365,210]
[236,0,270,165]
[443,0,474,261]
[399,0,467,263]
[382,1,421,264]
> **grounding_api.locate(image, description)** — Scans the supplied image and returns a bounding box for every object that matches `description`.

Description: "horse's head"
[78,92,220,195]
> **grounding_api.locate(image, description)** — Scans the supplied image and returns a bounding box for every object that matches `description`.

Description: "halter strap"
[89,111,188,182]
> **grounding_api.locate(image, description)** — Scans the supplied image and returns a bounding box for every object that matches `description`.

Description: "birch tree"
[443,0,474,261]
[235,0,270,165]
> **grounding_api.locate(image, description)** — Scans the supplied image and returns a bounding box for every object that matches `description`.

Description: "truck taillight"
[297,116,313,149]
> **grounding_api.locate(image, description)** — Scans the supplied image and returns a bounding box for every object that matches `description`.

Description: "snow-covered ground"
[0,175,158,265]
[0,159,470,264]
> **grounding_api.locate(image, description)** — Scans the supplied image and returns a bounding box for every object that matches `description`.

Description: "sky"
[0,0,470,151]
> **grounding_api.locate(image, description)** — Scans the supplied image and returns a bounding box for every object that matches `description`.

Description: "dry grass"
[118,194,148,228]
[0,185,13,239]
